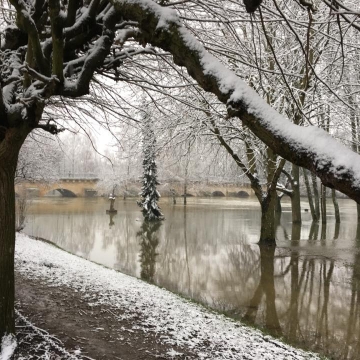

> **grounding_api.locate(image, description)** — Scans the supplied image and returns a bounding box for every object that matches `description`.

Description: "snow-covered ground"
[15,234,321,359]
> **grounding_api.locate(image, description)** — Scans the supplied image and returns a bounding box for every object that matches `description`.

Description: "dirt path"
[14,272,195,359]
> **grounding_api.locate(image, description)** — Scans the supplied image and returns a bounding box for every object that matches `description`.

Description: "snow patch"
[118,0,180,29]
[0,334,17,360]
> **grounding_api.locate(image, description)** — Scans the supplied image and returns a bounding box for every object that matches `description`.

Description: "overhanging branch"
[110,0,360,203]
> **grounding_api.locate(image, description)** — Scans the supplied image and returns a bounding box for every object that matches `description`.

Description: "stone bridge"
[15,175,99,197]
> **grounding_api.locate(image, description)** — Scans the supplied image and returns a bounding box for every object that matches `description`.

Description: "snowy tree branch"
[110,0,360,203]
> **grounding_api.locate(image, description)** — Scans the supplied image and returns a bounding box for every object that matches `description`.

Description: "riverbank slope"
[8,234,321,359]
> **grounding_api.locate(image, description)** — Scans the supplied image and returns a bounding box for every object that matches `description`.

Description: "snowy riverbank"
[12,234,321,359]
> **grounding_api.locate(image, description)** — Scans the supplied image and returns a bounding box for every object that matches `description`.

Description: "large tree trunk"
[291,164,301,224]
[0,128,28,339]
[259,190,277,245]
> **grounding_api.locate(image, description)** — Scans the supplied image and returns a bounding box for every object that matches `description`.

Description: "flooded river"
[24,196,360,359]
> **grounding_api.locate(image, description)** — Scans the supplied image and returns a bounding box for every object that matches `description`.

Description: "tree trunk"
[311,173,320,220]
[331,189,340,224]
[259,190,277,245]
[303,168,317,221]
[321,184,327,224]
[183,157,188,206]
[291,164,301,224]
[183,179,187,206]
[309,221,319,241]
[0,128,28,339]
[275,195,282,214]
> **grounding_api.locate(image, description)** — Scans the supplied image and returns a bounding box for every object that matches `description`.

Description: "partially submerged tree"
[207,116,285,245]
[2,0,360,343]
[138,110,164,221]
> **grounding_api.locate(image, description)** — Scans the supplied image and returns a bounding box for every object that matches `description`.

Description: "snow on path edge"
[15,234,321,360]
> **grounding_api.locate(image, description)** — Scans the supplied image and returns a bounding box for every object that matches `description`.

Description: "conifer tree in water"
[138,113,164,221]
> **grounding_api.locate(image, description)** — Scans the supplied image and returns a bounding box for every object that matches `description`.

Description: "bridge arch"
[45,188,77,197]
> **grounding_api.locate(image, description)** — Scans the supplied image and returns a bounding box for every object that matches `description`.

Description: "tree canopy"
[1,0,360,200]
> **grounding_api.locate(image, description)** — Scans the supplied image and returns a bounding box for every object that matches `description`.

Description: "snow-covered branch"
[111,0,360,202]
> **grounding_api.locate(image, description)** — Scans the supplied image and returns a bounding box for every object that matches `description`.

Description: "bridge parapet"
[60,173,99,181]
[15,178,99,197]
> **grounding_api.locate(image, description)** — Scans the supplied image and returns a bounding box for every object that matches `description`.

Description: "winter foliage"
[16,135,62,183]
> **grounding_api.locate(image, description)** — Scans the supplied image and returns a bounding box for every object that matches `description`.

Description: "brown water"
[24,197,360,359]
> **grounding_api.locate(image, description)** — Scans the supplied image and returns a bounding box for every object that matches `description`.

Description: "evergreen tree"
[138,113,164,221]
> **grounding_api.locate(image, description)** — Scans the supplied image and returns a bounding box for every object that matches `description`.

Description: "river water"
[23,197,360,359]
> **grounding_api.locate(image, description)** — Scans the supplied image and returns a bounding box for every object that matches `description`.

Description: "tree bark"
[259,190,277,245]
[0,128,28,339]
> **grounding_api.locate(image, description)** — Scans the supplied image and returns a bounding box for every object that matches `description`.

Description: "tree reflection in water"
[243,244,282,336]
[343,223,360,359]
[224,221,352,358]
[137,220,161,283]
[108,213,115,228]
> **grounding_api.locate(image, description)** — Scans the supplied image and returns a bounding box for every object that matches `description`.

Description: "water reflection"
[24,197,360,359]
[243,245,282,336]
[137,221,161,283]
[108,213,116,228]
